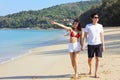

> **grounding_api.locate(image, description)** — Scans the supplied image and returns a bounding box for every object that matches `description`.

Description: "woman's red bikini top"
[70,31,80,38]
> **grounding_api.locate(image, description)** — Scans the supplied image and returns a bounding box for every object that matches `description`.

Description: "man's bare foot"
[95,74,100,78]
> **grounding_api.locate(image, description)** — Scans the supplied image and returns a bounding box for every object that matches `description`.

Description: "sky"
[0,0,89,16]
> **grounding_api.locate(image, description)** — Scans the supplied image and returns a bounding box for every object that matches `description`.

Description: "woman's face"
[73,22,79,29]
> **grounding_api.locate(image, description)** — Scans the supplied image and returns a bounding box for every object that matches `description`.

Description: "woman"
[51,19,83,78]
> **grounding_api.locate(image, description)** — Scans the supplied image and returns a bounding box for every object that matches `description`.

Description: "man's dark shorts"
[87,44,102,58]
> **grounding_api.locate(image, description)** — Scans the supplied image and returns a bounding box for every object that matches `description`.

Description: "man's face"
[92,14,99,23]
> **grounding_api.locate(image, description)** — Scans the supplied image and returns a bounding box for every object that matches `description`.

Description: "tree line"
[0,1,101,29]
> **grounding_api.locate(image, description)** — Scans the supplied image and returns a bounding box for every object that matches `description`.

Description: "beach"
[0,27,120,80]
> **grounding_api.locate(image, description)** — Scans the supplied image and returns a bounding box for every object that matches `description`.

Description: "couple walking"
[51,13,105,78]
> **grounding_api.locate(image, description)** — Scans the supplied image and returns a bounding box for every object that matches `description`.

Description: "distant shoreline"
[0,27,56,30]
[0,26,120,30]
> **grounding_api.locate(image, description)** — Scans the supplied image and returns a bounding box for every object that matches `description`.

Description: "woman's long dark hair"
[73,19,82,31]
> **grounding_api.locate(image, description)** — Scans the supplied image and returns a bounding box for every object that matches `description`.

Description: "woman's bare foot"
[88,71,92,75]
[75,73,79,78]
[71,74,79,79]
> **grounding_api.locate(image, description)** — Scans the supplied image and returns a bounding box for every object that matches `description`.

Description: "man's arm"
[100,32,105,52]
[82,32,88,50]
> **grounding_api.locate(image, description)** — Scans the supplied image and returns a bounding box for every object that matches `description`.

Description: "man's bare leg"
[88,58,92,75]
[95,57,100,78]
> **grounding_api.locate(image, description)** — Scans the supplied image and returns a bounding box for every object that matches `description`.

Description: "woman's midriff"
[70,37,78,43]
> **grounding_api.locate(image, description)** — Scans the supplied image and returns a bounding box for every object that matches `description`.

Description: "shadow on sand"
[0,74,71,79]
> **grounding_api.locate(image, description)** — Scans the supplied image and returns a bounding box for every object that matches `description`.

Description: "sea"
[0,29,68,64]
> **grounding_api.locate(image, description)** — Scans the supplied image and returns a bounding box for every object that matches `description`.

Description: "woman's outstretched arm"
[51,21,72,31]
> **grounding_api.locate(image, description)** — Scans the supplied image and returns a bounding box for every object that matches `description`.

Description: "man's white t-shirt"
[84,23,103,45]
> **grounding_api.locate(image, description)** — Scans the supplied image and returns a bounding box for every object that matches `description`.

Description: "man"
[83,13,105,78]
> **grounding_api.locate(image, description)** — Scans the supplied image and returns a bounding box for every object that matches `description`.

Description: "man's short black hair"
[91,13,99,18]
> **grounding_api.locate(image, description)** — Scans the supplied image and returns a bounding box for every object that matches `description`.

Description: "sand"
[0,27,120,80]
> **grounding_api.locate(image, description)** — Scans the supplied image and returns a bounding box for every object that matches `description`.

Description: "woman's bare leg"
[70,52,75,70]
[73,52,79,78]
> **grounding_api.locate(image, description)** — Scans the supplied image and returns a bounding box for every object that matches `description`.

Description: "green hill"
[0,1,102,29]
[80,0,120,27]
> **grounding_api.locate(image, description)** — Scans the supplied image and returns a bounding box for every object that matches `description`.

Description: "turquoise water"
[0,29,66,63]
